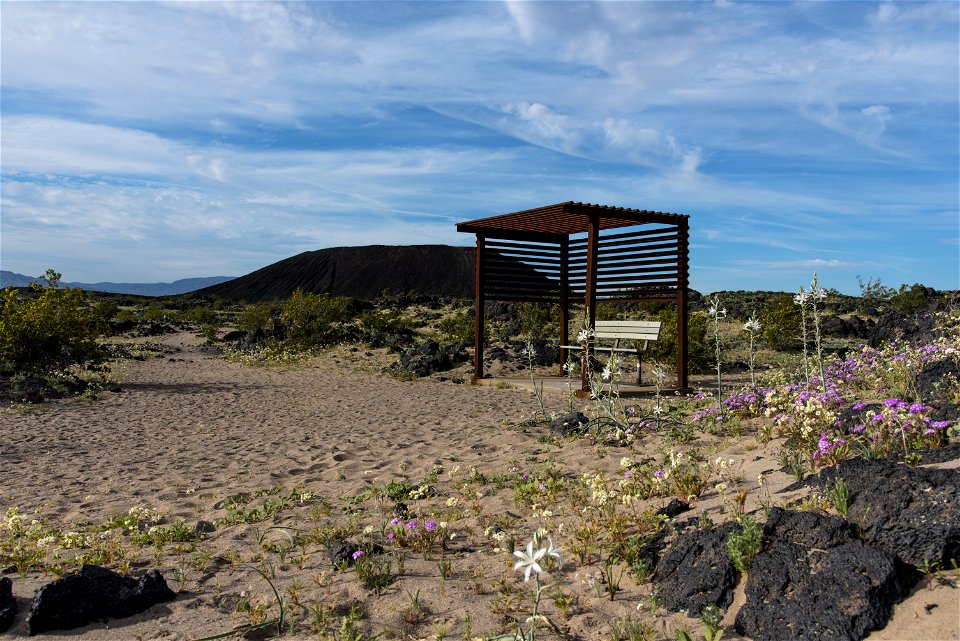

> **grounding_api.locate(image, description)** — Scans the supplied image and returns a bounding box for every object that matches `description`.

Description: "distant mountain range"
[0,270,235,296]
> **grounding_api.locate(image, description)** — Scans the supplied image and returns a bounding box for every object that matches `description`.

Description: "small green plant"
[828,476,850,518]
[726,515,763,573]
[551,590,577,620]
[601,557,624,601]
[609,615,657,641]
[700,604,725,641]
[354,552,397,593]
[402,588,427,624]
[438,559,452,581]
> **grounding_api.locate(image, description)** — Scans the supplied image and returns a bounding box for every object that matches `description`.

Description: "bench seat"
[562,320,662,384]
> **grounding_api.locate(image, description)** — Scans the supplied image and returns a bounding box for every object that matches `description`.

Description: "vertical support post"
[581,215,599,391]
[558,238,569,365]
[473,234,485,382]
[677,218,690,391]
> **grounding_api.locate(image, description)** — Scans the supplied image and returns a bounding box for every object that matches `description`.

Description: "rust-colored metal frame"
[457,201,690,392]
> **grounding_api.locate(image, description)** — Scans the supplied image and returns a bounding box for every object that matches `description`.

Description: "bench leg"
[636,352,642,385]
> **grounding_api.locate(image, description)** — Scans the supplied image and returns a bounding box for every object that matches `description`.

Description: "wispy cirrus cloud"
[1,1,956,291]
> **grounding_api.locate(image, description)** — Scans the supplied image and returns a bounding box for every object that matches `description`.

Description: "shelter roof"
[456,201,688,238]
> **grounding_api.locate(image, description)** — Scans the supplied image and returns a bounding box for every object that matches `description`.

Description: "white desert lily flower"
[794,290,809,305]
[743,317,761,333]
[708,304,727,318]
[513,540,547,582]
[544,537,563,569]
[602,364,613,381]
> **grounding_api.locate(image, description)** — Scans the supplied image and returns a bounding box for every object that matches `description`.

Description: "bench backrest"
[594,320,661,342]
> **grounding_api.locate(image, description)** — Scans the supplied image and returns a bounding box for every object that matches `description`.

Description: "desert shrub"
[516,302,560,340]
[141,302,167,323]
[760,294,802,350]
[279,289,352,348]
[91,299,120,323]
[889,283,928,315]
[439,310,475,344]
[0,270,105,373]
[357,308,410,335]
[238,301,278,333]
[648,308,711,374]
[183,305,217,327]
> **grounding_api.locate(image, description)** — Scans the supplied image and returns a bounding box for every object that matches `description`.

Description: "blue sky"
[1,1,957,294]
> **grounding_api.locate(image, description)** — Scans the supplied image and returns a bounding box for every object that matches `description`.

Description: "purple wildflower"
[653,469,666,479]
[852,402,866,411]
[884,398,901,408]
[424,520,437,532]
[538,482,547,491]
[930,420,951,429]
[352,550,364,560]
[909,403,926,414]
[390,517,402,525]
[405,520,418,529]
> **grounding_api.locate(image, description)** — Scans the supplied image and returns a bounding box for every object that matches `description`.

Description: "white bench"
[562,320,662,384]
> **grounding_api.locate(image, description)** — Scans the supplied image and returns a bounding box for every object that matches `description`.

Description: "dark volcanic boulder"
[652,521,740,616]
[735,508,917,641]
[328,539,360,569]
[917,358,960,405]
[397,340,468,377]
[549,412,588,436]
[657,498,690,519]
[0,577,16,633]
[815,458,960,566]
[27,565,176,634]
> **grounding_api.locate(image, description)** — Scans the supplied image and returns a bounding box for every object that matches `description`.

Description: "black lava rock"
[328,540,360,569]
[397,340,468,377]
[27,565,176,635]
[549,412,588,436]
[0,577,16,634]
[652,521,740,616]
[814,458,960,567]
[657,499,690,519]
[735,508,918,641]
[917,358,960,405]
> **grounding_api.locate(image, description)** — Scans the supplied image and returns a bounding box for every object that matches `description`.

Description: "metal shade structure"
[457,201,690,391]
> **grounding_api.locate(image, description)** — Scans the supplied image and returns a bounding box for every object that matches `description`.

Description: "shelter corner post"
[473,234,485,382]
[559,238,569,365]
[677,218,690,391]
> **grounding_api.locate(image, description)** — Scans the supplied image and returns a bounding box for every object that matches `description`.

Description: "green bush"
[439,310,475,344]
[0,270,105,373]
[237,301,277,333]
[727,515,763,573]
[91,299,120,323]
[516,302,560,340]
[760,294,802,350]
[279,289,352,347]
[357,308,410,336]
[890,283,927,315]
[183,305,217,327]
[142,302,167,323]
[648,308,711,374]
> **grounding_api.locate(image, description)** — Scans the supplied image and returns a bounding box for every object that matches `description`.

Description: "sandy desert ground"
[1,331,957,640]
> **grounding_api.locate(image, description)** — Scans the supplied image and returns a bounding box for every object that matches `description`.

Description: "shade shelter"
[456,201,690,392]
